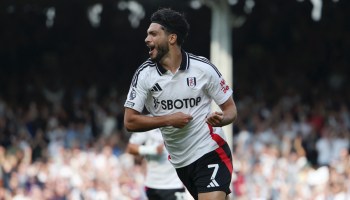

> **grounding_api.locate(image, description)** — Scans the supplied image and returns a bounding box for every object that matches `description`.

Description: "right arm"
[126,143,164,156]
[124,65,192,132]
[124,108,193,132]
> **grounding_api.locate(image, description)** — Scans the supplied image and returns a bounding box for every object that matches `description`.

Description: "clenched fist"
[206,111,224,127]
[167,112,193,128]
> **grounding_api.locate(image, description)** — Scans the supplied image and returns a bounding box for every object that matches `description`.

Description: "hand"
[206,111,224,127]
[168,112,193,128]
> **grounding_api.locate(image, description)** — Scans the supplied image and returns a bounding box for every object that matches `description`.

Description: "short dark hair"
[150,8,190,46]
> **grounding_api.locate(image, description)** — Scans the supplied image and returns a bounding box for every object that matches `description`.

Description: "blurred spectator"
[0,1,349,199]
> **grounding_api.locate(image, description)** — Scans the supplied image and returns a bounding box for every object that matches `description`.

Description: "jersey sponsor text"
[154,97,201,110]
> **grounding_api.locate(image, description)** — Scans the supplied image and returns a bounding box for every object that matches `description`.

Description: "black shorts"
[175,143,233,200]
[145,187,187,200]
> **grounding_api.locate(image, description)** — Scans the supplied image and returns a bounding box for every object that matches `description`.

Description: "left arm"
[206,96,237,127]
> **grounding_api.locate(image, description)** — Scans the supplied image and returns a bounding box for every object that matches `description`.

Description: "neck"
[160,48,182,74]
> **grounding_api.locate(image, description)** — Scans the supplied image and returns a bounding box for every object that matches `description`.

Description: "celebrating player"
[124,8,237,200]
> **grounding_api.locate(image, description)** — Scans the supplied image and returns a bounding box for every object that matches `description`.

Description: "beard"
[151,43,169,62]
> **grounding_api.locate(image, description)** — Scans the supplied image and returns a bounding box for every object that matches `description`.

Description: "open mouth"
[148,46,155,55]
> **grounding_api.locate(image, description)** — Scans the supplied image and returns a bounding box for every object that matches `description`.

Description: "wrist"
[164,115,172,126]
[220,116,226,126]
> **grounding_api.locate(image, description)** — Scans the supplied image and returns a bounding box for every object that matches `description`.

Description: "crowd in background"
[0,79,148,200]
[232,88,350,200]
[1,0,350,199]
[0,73,349,200]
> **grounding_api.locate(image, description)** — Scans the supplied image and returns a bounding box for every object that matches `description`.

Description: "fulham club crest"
[187,77,196,88]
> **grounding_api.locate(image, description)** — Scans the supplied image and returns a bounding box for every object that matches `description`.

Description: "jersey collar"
[155,49,190,75]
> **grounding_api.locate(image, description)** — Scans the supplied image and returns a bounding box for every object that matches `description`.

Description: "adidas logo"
[151,83,162,92]
[207,179,219,188]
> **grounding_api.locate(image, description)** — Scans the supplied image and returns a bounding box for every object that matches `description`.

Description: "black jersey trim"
[155,62,166,75]
[155,50,190,75]
[180,50,190,71]
[131,60,156,87]
[189,54,222,77]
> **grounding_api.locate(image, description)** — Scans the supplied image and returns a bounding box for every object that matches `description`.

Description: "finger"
[215,111,223,116]
[206,119,213,125]
[217,114,224,122]
[206,117,217,125]
[213,115,221,121]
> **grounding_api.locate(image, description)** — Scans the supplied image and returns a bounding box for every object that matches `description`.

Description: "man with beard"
[124,8,237,200]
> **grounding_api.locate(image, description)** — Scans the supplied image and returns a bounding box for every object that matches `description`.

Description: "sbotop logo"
[153,97,201,110]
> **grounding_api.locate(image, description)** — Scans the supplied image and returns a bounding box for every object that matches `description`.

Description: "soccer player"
[126,128,187,200]
[124,8,237,200]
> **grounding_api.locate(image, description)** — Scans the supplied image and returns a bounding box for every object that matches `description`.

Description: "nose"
[145,35,150,44]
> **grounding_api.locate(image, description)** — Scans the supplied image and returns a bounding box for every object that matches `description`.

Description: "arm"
[206,96,237,127]
[124,108,193,132]
[126,143,164,156]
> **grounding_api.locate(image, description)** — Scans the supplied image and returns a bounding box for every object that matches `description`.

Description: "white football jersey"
[125,50,233,168]
[129,129,184,189]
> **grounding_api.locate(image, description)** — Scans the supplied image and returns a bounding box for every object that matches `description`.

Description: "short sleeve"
[206,66,233,106]
[124,71,149,112]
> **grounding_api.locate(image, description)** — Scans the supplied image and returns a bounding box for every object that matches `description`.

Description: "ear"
[168,34,177,45]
